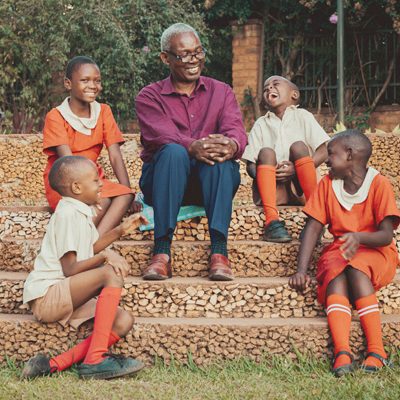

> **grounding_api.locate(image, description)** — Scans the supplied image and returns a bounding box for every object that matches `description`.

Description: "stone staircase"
[0,133,399,366]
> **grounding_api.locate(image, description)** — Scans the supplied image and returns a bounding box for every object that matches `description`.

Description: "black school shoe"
[263,220,292,243]
[332,350,355,378]
[360,352,393,373]
[21,353,56,379]
[78,353,145,380]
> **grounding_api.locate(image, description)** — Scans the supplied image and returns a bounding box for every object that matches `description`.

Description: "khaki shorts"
[30,278,97,330]
[252,179,305,207]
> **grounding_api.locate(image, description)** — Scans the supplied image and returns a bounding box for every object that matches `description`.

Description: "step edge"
[1,313,399,327]
[1,270,399,286]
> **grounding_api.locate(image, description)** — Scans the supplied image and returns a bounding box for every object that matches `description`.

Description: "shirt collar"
[265,104,299,118]
[58,197,95,218]
[160,75,207,96]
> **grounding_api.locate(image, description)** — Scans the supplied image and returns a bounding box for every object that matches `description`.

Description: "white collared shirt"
[242,106,330,163]
[23,197,99,303]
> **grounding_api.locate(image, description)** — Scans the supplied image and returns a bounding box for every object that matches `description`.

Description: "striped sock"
[326,294,352,369]
[355,293,387,368]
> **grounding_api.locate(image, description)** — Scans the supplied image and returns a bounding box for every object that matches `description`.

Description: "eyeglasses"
[166,48,207,63]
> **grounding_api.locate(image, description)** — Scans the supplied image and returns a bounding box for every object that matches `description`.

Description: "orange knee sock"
[49,331,120,372]
[256,165,279,226]
[294,156,317,200]
[326,294,352,368]
[355,293,386,367]
[83,287,122,365]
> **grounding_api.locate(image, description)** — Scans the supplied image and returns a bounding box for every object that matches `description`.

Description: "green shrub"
[0,0,209,132]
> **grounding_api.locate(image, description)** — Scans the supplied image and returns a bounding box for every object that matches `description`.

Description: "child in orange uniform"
[289,130,400,376]
[22,156,148,379]
[43,56,139,235]
[242,76,330,243]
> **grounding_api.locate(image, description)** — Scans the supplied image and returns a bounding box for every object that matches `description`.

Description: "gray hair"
[160,23,200,51]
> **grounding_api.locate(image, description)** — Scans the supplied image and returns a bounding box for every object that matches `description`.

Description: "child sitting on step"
[242,75,330,242]
[289,130,400,377]
[22,155,148,380]
[42,55,141,235]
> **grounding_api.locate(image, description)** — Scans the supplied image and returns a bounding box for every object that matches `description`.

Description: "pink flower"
[329,13,338,24]
[142,46,150,53]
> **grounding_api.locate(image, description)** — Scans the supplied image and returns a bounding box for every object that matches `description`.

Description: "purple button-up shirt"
[135,75,247,162]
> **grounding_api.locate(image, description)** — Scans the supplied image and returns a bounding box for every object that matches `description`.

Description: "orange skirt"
[316,240,398,305]
[44,161,133,211]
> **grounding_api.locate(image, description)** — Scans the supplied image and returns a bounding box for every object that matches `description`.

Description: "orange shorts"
[30,278,97,329]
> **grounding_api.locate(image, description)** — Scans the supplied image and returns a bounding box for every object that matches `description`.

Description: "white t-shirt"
[242,106,330,163]
[23,197,99,304]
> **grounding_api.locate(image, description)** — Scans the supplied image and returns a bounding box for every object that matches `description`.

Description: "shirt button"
[190,114,194,118]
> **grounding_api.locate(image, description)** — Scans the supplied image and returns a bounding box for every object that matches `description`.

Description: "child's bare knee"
[113,309,134,337]
[289,141,309,160]
[257,147,276,165]
[102,265,124,287]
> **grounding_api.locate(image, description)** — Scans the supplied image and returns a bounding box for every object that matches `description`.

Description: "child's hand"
[288,271,311,292]
[339,233,360,260]
[276,161,295,182]
[128,200,143,214]
[102,249,130,277]
[120,213,149,236]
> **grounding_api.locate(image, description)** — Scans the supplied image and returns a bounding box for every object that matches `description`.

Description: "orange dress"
[303,174,400,305]
[43,104,133,210]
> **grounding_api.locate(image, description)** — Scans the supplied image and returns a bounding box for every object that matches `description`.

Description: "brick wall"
[313,105,400,133]
[231,19,264,105]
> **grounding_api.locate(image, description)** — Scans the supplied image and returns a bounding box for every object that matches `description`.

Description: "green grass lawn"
[1,354,399,400]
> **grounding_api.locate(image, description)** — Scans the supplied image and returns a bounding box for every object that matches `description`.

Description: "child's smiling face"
[74,162,103,205]
[64,63,102,104]
[327,139,350,179]
[263,76,299,111]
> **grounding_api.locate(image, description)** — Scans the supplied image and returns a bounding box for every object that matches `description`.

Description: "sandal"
[332,350,355,377]
[360,352,393,373]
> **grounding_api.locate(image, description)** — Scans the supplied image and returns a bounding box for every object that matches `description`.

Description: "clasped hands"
[276,161,295,182]
[189,134,237,165]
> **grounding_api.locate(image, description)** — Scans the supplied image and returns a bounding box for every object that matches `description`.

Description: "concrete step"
[0,238,323,277]
[1,133,399,206]
[1,313,399,365]
[2,204,400,245]
[2,272,400,319]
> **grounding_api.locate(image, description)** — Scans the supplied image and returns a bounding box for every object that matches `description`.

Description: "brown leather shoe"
[208,254,234,281]
[142,254,172,280]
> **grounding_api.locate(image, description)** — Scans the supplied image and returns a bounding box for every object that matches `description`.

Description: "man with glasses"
[135,23,247,281]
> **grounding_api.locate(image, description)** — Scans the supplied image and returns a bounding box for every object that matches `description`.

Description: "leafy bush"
[0,0,209,132]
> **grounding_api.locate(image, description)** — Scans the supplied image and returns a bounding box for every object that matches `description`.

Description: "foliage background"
[0,0,209,132]
[1,0,399,132]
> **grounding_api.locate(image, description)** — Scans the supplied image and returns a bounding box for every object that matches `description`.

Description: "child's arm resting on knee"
[312,143,328,167]
[60,251,107,277]
[289,217,324,292]
[339,217,395,260]
[93,213,149,253]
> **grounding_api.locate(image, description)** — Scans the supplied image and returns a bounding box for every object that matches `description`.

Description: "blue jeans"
[139,144,240,240]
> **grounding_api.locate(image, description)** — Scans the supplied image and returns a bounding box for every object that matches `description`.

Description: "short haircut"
[49,156,94,195]
[331,129,372,163]
[65,56,98,80]
[264,75,300,104]
[160,23,200,51]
